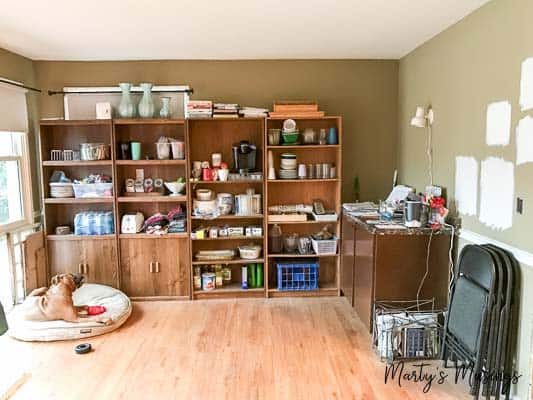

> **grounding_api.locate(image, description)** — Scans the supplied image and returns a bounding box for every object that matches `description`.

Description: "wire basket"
[373,300,443,363]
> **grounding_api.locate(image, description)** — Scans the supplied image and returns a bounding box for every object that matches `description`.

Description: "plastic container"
[156,142,171,160]
[238,245,262,259]
[49,182,74,198]
[80,143,110,161]
[72,183,113,198]
[311,236,338,255]
[74,211,114,236]
[171,141,185,159]
[276,261,319,291]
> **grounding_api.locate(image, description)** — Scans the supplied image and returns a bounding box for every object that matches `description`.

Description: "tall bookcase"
[265,116,342,297]
[38,115,342,300]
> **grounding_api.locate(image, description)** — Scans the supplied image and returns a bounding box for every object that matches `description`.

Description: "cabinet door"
[47,239,84,278]
[80,239,118,287]
[23,231,47,293]
[340,215,355,306]
[47,238,118,287]
[120,238,190,297]
[354,228,376,332]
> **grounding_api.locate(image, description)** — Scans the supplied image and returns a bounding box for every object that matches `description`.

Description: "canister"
[201,272,216,291]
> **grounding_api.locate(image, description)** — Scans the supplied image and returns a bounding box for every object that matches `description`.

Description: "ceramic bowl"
[282,131,299,144]
[164,181,186,195]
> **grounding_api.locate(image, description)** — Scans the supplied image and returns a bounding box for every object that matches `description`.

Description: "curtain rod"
[0,78,42,93]
[47,88,194,96]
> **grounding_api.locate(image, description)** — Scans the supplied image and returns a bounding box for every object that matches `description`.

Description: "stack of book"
[269,101,325,118]
[239,106,269,118]
[213,103,239,118]
[187,100,212,118]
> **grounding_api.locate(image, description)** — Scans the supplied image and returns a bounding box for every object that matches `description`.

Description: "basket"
[72,183,113,198]
[49,182,74,198]
[80,143,110,161]
[373,300,443,362]
[276,260,319,291]
[311,236,337,255]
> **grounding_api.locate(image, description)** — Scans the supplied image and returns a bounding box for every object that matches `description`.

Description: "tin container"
[201,272,216,291]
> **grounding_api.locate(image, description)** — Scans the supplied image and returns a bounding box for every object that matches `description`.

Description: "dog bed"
[7,284,131,342]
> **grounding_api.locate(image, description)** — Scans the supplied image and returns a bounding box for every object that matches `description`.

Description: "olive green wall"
[398,0,532,252]
[0,47,41,214]
[398,0,533,397]
[33,59,399,203]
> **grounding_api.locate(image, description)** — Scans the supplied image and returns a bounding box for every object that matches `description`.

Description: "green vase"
[118,83,135,118]
[159,97,171,118]
[138,83,155,118]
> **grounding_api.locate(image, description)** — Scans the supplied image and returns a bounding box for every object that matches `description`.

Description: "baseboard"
[459,229,533,268]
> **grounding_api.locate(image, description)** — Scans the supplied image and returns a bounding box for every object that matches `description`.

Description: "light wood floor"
[0,298,470,400]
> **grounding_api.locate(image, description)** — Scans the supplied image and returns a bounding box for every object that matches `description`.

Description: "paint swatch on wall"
[479,157,514,230]
[519,58,533,111]
[455,156,478,216]
[516,116,533,165]
[485,101,511,145]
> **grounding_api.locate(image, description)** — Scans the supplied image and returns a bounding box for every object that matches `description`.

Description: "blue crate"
[276,260,319,291]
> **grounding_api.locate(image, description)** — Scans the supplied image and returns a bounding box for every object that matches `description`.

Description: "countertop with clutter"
[342,185,455,236]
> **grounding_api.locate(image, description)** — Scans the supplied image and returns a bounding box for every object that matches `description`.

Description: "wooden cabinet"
[341,214,451,332]
[340,214,355,306]
[47,238,118,287]
[119,238,190,298]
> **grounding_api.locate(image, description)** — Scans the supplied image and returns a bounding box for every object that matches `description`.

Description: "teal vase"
[138,83,155,118]
[118,83,135,118]
[159,97,171,118]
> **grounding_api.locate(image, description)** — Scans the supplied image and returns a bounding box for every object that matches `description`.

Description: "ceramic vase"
[138,83,155,118]
[159,97,171,118]
[118,83,135,118]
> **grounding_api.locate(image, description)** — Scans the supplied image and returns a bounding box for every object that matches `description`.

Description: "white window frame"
[0,130,33,233]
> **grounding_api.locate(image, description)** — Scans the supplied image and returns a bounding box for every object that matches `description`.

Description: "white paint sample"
[516,116,533,165]
[479,157,514,230]
[485,101,511,145]
[455,156,478,216]
[519,58,533,111]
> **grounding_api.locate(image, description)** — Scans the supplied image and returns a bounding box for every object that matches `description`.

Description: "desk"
[340,212,452,332]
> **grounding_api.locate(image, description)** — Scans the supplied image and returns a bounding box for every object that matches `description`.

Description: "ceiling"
[0,0,491,61]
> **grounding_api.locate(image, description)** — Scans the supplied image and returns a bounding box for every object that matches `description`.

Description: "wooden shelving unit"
[39,115,342,300]
[265,116,342,297]
[187,118,267,299]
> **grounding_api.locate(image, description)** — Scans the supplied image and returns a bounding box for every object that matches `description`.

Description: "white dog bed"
[7,284,132,342]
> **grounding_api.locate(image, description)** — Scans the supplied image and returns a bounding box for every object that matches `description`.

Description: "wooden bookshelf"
[266,116,342,296]
[187,118,267,299]
[39,115,342,300]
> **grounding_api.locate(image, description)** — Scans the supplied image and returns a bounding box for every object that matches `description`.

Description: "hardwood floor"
[0,298,470,400]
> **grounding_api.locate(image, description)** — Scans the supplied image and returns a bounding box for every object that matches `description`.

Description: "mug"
[327,127,338,145]
[218,168,229,181]
[130,142,141,160]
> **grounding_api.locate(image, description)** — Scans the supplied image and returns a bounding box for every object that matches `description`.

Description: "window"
[0,80,34,311]
[0,131,32,229]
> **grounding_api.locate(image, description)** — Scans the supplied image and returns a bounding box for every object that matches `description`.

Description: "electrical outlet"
[516,197,524,214]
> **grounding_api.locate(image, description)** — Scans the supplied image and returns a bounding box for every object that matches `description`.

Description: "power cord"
[417,229,433,311]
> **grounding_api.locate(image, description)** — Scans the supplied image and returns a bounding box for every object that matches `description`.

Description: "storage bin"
[72,183,113,198]
[74,211,115,235]
[276,260,319,291]
[49,182,74,198]
[311,236,337,255]
[80,143,110,161]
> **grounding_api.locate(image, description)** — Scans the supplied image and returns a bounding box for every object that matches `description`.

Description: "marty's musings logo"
[384,361,521,394]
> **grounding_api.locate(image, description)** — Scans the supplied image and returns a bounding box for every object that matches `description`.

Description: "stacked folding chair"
[441,244,519,400]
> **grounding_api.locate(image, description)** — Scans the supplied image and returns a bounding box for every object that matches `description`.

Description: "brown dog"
[23,273,112,325]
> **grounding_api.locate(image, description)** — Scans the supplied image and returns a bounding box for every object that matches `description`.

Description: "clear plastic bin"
[72,183,113,198]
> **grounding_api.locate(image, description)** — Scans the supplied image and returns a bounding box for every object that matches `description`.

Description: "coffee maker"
[232,141,257,174]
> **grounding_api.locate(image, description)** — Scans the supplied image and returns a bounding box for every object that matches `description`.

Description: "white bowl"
[164,181,186,195]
